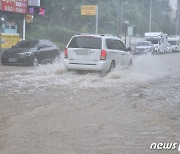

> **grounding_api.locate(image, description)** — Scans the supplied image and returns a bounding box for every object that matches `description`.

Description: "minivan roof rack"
[100,34,117,37]
[80,33,90,35]
[78,33,120,38]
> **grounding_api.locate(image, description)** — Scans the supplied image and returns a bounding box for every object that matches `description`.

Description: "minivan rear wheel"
[109,60,116,72]
[101,61,115,77]
[52,54,60,63]
[129,59,133,65]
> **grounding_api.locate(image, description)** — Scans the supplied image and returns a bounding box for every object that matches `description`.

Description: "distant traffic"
[134,32,180,55]
[1,39,60,66]
[1,32,180,75]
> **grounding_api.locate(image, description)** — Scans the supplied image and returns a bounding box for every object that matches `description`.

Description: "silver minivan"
[64,34,133,74]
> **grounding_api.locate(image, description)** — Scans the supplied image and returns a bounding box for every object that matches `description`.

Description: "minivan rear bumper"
[64,59,110,71]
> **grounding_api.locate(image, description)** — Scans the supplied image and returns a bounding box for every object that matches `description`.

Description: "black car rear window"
[14,40,39,48]
[68,36,102,49]
[169,41,177,45]
[137,42,150,46]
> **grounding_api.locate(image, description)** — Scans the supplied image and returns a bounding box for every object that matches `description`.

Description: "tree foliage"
[26,0,175,47]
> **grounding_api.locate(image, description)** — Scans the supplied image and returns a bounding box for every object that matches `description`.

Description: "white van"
[168,35,180,52]
[145,32,168,54]
[64,34,133,74]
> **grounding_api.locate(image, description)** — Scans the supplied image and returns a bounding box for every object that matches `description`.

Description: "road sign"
[28,7,46,15]
[81,5,96,16]
[128,26,133,36]
[25,15,33,23]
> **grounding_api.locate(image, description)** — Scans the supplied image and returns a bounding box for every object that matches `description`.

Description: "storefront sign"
[0,0,28,14]
[0,33,19,49]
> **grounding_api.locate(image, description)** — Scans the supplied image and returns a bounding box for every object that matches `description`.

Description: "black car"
[1,39,60,66]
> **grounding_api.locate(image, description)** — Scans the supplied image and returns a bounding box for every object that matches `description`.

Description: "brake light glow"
[100,49,106,60]
[64,48,68,58]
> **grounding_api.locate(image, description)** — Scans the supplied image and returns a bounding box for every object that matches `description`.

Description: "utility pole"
[96,5,98,34]
[117,0,120,35]
[0,14,5,53]
[176,0,180,35]
[23,15,26,40]
[117,0,123,36]
[149,0,152,32]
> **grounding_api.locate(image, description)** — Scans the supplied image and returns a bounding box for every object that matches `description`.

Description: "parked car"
[145,32,168,54]
[168,35,180,52]
[134,41,153,54]
[167,43,173,53]
[64,34,133,75]
[1,39,60,66]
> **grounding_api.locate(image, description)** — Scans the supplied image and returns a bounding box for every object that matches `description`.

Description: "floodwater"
[0,53,180,154]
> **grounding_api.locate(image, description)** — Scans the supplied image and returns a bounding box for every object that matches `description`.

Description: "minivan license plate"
[9,58,17,62]
[75,50,88,55]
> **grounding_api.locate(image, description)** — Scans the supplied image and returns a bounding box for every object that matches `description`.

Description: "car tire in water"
[101,61,116,77]
[32,56,39,67]
[129,59,133,65]
[1,60,4,65]
[53,53,60,63]
[109,60,116,72]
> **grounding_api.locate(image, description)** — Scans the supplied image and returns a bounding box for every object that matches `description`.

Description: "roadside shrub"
[26,25,77,50]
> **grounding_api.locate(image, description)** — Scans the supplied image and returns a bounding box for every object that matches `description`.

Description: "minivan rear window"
[68,36,102,49]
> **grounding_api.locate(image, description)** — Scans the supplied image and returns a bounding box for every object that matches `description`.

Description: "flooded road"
[0,53,180,154]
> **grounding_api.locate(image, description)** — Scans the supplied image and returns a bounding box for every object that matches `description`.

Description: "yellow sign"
[81,5,96,15]
[0,33,20,49]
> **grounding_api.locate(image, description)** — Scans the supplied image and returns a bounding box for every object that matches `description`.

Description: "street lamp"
[124,20,129,45]
[149,0,152,32]
[117,0,124,36]
[0,17,4,54]
[0,17,5,52]
[176,0,180,35]
[0,17,5,32]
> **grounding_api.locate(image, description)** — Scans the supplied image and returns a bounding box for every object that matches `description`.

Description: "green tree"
[26,0,175,48]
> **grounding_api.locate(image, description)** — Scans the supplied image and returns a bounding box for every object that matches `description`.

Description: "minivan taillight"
[100,49,107,60]
[64,48,68,58]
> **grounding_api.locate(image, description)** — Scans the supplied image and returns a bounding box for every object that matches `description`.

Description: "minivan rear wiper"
[82,46,91,49]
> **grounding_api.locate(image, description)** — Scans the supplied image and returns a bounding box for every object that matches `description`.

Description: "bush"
[26,25,78,50]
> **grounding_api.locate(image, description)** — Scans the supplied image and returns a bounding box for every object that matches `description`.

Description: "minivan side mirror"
[126,47,131,51]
